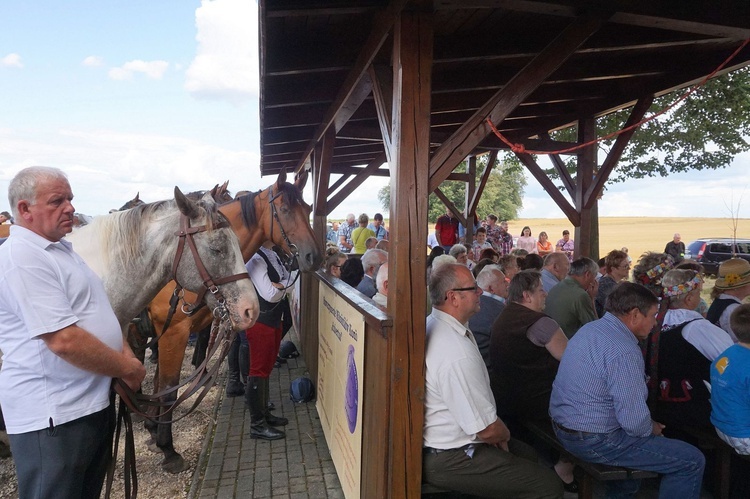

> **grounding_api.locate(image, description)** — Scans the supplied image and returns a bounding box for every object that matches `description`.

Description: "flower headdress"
[663,275,702,298]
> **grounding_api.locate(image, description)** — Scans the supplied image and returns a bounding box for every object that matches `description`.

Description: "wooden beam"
[329,166,391,177]
[327,152,387,213]
[583,95,654,209]
[293,0,409,173]
[516,152,581,226]
[445,173,472,182]
[550,153,576,197]
[333,71,374,133]
[434,188,467,227]
[386,9,431,499]
[428,15,604,192]
[369,64,394,162]
[469,150,497,215]
[328,174,350,195]
[575,117,596,258]
[313,129,334,216]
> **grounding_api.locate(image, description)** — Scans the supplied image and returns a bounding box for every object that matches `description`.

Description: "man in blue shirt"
[549,282,705,498]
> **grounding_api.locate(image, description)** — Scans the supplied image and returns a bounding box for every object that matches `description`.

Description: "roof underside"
[259,1,750,177]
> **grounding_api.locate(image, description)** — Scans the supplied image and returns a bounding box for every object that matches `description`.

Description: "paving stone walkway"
[188,352,343,499]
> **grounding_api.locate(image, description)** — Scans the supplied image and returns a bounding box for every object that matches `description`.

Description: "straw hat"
[714,258,750,290]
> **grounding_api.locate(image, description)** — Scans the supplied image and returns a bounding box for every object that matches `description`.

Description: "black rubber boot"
[263,377,288,426]
[247,377,285,440]
[238,339,249,386]
[225,335,244,397]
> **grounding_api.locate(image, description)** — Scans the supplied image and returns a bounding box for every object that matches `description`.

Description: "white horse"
[66,187,259,334]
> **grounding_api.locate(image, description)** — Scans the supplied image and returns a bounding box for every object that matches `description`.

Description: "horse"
[66,187,259,341]
[142,171,322,473]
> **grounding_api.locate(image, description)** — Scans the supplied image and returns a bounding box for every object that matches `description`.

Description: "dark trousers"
[8,404,115,499]
[422,439,563,498]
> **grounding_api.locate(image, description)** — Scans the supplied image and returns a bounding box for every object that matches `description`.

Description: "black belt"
[552,420,596,436]
[423,443,473,455]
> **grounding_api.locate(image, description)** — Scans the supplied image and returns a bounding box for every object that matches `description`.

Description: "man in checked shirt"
[550,282,705,498]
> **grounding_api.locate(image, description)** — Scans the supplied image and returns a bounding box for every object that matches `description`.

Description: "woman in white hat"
[706,258,750,342]
[654,269,734,432]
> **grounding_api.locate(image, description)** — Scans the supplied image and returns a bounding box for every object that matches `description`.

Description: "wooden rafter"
[327,152,387,213]
[434,188,467,226]
[313,129,334,216]
[369,64,393,162]
[428,15,604,192]
[516,152,580,226]
[583,95,654,209]
[292,0,409,173]
[469,150,497,215]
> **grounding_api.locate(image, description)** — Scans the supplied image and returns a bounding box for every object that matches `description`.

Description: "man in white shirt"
[0,167,145,498]
[423,263,562,498]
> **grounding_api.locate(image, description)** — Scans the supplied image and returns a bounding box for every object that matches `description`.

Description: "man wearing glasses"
[422,263,562,498]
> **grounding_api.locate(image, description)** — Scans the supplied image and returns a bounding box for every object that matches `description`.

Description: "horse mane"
[236,182,305,229]
[96,196,218,268]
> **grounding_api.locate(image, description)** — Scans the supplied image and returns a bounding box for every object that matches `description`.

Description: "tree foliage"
[377,155,526,222]
[551,67,750,183]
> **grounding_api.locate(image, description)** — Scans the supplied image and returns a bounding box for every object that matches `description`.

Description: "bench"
[678,425,739,499]
[524,420,659,499]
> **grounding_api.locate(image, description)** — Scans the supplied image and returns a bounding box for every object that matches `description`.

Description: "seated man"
[550,282,705,498]
[423,263,562,498]
[544,257,598,338]
[356,248,387,298]
[540,252,570,293]
[371,262,388,310]
[468,264,508,369]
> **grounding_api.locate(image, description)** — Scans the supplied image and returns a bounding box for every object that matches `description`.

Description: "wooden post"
[386,8,432,498]
[575,117,596,258]
[464,156,476,245]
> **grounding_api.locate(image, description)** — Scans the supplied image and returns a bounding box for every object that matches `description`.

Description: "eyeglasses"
[450,285,481,293]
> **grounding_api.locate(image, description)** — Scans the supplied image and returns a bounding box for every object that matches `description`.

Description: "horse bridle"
[267,185,302,290]
[171,211,250,317]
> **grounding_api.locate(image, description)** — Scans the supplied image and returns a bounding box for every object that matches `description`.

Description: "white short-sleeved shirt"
[424,308,498,449]
[0,225,122,433]
[663,308,734,360]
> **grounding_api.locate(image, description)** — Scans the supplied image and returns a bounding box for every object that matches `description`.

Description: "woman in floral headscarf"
[632,251,674,401]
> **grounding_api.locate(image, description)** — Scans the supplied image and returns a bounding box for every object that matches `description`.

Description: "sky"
[1,0,748,220]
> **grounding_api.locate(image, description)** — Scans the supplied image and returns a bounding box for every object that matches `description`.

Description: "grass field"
[507,217,750,262]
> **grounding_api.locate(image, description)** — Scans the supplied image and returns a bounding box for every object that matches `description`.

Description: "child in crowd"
[711,303,750,453]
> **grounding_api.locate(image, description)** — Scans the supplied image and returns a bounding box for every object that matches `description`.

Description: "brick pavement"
[188,354,343,499]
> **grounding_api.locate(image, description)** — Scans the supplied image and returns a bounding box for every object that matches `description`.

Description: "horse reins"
[107,211,250,499]
[267,185,302,292]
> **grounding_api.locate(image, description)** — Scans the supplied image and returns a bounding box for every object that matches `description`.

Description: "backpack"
[290,377,315,403]
[278,340,300,359]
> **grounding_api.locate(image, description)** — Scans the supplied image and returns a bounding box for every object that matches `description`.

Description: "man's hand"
[120,356,146,391]
[652,420,665,436]
[476,418,511,451]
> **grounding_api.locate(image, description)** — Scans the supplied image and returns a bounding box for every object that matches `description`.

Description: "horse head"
[117,192,145,211]
[265,169,322,272]
[172,187,259,330]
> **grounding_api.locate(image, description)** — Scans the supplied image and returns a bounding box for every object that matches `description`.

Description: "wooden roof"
[259,1,750,177]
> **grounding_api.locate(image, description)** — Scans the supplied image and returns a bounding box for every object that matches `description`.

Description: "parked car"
[684,238,750,275]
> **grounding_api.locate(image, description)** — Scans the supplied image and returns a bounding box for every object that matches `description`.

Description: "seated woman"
[489,270,575,492]
[595,249,630,318]
[323,250,347,279]
[516,226,538,254]
[655,269,733,433]
[340,257,364,288]
[537,231,553,256]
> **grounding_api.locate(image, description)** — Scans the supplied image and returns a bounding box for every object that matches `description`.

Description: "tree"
[377,155,526,222]
[549,67,750,184]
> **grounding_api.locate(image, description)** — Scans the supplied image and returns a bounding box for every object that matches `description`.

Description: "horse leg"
[144,362,160,452]
[154,324,191,474]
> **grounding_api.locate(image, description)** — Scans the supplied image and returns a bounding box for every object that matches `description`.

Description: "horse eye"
[209,246,223,254]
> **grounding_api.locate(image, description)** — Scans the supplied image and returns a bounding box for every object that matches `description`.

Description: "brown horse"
[143,171,322,473]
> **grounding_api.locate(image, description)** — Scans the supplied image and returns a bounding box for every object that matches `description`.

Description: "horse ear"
[294,171,308,191]
[174,186,202,219]
[209,184,220,200]
[276,169,287,190]
[134,192,139,202]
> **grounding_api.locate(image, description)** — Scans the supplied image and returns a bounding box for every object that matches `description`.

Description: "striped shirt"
[549,312,652,437]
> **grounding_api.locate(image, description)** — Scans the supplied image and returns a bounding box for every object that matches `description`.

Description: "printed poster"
[317,282,365,499]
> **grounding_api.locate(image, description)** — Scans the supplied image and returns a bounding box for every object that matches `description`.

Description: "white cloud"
[108,60,169,80]
[0,128,263,216]
[1,53,23,68]
[184,0,258,105]
[82,55,104,67]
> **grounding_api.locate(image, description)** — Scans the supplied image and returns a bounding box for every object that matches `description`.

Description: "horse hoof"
[146,439,159,453]
[161,455,189,474]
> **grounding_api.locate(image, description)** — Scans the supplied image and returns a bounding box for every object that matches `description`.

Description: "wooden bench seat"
[524,420,659,499]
